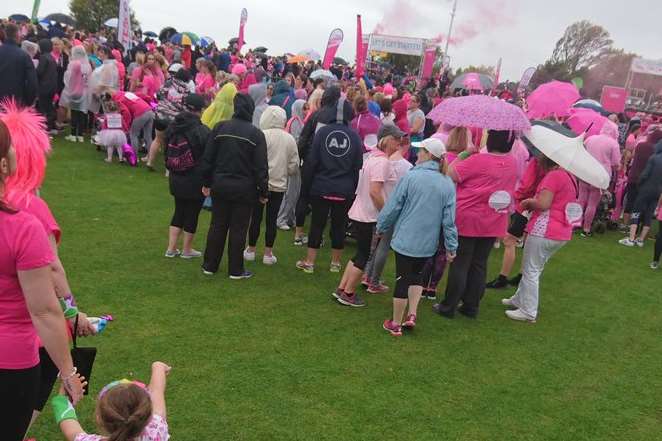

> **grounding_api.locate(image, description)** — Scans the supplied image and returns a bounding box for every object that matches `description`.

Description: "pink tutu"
[98,129,127,148]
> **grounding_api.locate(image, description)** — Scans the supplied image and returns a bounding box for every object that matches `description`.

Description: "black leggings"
[35,347,59,412]
[248,191,284,248]
[308,197,351,250]
[0,364,40,441]
[37,93,56,130]
[655,221,662,263]
[631,193,658,228]
[70,110,87,137]
[295,194,311,228]
[394,252,427,299]
[351,221,375,270]
[171,197,204,234]
[441,236,495,314]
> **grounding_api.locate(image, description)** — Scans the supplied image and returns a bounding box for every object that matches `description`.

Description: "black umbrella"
[254,46,268,53]
[228,37,239,45]
[9,14,30,23]
[44,13,76,27]
[253,52,268,59]
[143,31,158,38]
[333,57,348,66]
[159,27,177,43]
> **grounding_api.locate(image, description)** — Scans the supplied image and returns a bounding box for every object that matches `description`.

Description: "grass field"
[29,137,661,441]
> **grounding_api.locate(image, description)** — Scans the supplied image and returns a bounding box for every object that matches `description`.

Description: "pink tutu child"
[98,100,129,163]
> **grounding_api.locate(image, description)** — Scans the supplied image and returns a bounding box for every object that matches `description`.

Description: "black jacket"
[199,93,269,201]
[36,39,58,96]
[638,141,662,197]
[0,39,38,105]
[165,111,210,199]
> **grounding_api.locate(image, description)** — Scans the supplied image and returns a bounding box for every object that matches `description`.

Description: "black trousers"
[203,195,253,276]
[248,191,284,248]
[295,194,310,228]
[308,197,351,250]
[441,236,495,314]
[70,110,87,137]
[0,364,40,441]
[351,221,375,270]
[655,221,662,263]
[394,252,427,299]
[171,197,204,234]
[37,93,56,130]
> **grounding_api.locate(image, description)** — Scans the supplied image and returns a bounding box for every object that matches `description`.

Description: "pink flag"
[355,15,365,78]
[421,46,436,79]
[322,28,344,70]
[238,8,248,52]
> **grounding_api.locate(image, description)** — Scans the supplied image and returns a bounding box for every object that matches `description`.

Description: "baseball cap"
[168,62,184,73]
[378,123,406,140]
[364,134,378,151]
[184,94,206,112]
[412,138,446,159]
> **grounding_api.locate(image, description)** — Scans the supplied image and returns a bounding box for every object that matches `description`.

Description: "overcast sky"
[3,0,661,80]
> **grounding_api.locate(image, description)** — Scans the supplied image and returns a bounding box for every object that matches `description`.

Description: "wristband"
[59,294,79,319]
[51,395,78,425]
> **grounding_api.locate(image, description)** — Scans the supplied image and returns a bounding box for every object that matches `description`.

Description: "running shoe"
[635,239,645,248]
[262,255,277,265]
[295,260,314,274]
[580,231,592,238]
[402,314,417,329]
[618,238,636,247]
[229,271,253,280]
[329,262,342,273]
[332,288,344,299]
[336,292,366,307]
[505,309,536,323]
[383,320,403,336]
[367,283,389,294]
[486,275,509,289]
[181,250,202,259]
[422,290,437,300]
[293,236,308,246]
[164,249,181,258]
[650,261,660,270]
[243,248,256,261]
[501,297,517,307]
[278,224,291,231]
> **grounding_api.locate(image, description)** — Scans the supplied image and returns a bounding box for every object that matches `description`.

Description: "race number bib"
[488,191,512,213]
[565,202,583,227]
[124,92,140,101]
[106,113,123,129]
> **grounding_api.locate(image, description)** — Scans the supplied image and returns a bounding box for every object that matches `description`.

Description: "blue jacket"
[377,161,458,257]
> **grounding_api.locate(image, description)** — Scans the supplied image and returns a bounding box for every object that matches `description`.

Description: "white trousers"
[510,236,566,319]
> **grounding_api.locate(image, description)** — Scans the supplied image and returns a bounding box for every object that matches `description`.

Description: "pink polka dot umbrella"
[427,95,530,131]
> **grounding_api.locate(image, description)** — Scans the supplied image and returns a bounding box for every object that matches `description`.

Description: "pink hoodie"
[113,91,151,119]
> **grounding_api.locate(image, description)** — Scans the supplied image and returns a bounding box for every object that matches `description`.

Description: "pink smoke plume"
[372,0,514,48]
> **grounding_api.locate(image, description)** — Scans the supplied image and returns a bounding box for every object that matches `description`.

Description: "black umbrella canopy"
[143,31,158,38]
[159,27,177,43]
[333,57,348,66]
[521,120,577,158]
[228,37,239,45]
[44,13,76,26]
[253,52,268,59]
[9,14,30,23]
[254,46,268,53]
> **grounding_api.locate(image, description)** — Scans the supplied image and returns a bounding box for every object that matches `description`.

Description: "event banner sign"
[355,15,365,78]
[238,8,248,52]
[518,67,536,89]
[31,0,41,21]
[368,34,425,56]
[600,86,628,113]
[491,57,502,95]
[421,46,437,79]
[117,0,131,51]
[322,28,344,69]
[630,57,662,77]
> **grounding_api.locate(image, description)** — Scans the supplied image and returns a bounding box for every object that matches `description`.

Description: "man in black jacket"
[200,93,269,279]
[0,24,38,106]
[36,39,58,132]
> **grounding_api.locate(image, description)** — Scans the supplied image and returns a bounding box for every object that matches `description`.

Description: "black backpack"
[165,133,196,173]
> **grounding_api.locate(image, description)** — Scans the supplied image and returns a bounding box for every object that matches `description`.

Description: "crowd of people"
[1,15,661,441]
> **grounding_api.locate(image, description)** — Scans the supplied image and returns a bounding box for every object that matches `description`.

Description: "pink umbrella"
[427,95,530,131]
[526,81,580,119]
[566,107,608,137]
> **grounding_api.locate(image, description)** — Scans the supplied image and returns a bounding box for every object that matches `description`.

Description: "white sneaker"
[501,297,516,307]
[181,250,202,259]
[618,238,635,247]
[164,249,181,258]
[650,261,660,270]
[77,136,85,143]
[278,224,291,231]
[65,135,77,142]
[263,255,277,265]
[635,239,645,248]
[505,309,536,323]
[243,248,256,261]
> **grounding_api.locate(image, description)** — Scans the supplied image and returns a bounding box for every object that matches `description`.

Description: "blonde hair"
[446,127,471,153]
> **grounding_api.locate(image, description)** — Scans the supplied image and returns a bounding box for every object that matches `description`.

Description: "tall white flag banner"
[118,0,131,51]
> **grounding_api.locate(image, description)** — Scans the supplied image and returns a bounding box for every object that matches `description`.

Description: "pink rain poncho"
[59,46,92,113]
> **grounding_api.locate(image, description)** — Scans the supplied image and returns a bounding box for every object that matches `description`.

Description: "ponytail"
[98,384,152,441]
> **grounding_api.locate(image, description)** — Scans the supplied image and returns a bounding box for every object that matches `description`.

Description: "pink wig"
[0,99,51,206]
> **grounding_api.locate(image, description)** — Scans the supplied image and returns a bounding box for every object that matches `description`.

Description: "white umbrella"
[104,17,118,28]
[299,48,321,61]
[309,69,336,81]
[522,121,610,189]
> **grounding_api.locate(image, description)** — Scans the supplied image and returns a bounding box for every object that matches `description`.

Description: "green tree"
[454,65,495,77]
[550,20,613,73]
[69,0,139,33]
[584,49,637,99]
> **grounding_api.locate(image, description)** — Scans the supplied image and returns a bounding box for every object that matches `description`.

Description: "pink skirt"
[98,129,127,148]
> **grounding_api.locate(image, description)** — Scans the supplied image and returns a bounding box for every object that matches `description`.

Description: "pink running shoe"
[361,275,370,288]
[402,314,417,329]
[367,283,389,294]
[383,319,403,336]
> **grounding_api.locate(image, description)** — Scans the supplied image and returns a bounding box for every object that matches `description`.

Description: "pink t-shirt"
[384,157,412,198]
[0,210,55,369]
[446,151,459,165]
[13,196,61,244]
[585,134,621,176]
[527,170,578,241]
[75,414,169,441]
[453,152,518,237]
[348,150,389,223]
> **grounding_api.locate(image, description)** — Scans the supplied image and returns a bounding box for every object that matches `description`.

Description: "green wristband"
[59,295,79,319]
[51,395,78,425]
